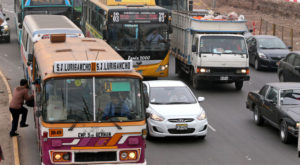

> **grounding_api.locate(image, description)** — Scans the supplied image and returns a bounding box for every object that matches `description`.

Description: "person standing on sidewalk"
[9,79,33,137]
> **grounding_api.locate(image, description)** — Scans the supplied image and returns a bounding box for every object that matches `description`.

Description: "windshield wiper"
[108,118,122,130]
[68,119,78,131]
[168,102,193,104]
[151,102,167,104]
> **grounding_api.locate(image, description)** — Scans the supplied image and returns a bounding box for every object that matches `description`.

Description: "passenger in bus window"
[102,93,131,120]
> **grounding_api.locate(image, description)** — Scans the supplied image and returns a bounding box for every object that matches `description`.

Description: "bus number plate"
[176,124,188,130]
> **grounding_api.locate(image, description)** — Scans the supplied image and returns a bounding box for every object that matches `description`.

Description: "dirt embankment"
[201,0,300,19]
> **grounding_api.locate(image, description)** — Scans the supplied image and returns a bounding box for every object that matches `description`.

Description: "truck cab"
[190,34,249,89]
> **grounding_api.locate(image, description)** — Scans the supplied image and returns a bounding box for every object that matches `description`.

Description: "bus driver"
[102,93,131,120]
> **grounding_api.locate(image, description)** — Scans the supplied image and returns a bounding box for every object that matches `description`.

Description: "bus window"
[44,78,94,122]
[95,78,143,122]
[30,0,66,6]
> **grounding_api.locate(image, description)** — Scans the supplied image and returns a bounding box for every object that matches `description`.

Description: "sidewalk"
[0,74,13,165]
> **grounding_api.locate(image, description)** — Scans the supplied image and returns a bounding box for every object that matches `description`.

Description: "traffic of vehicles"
[0,11,9,42]
[0,0,300,164]
[277,51,300,82]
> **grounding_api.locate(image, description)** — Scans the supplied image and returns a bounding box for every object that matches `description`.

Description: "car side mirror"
[143,92,149,108]
[288,46,293,50]
[192,45,197,52]
[18,23,22,29]
[249,29,253,33]
[295,66,300,71]
[6,17,9,21]
[198,97,205,102]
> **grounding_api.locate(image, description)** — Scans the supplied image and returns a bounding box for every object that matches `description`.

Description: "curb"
[0,70,20,165]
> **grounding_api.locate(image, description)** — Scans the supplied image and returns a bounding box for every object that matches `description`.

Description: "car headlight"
[150,113,165,121]
[296,123,300,128]
[236,69,249,74]
[197,111,206,120]
[3,25,8,31]
[258,52,267,59]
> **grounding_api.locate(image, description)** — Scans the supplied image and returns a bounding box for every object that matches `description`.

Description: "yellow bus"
[81,0,171,78]
[30,35,148,164]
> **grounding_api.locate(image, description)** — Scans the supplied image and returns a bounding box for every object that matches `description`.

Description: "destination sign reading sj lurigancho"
[53,60,133,73]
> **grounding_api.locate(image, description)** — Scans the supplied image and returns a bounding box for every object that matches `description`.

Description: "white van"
[20,15,84,80]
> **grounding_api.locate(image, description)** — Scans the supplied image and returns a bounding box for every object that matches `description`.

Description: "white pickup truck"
[171,11,250,90]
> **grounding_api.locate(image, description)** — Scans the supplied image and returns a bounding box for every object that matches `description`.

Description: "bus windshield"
[43,77,144,123]
[30,0,67,6]
[155,0,188,11]
[200,36,247,54]
[108,24,169,52]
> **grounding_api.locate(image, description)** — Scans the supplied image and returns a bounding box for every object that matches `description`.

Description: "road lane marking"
[208,124,216,132]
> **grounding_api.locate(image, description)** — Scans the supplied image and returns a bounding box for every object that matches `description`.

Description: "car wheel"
[253,105,264,126]
[254,58,261,70]
[235,81,243,90]
[279,73,285,82]
[146,124,153,140]
[280,120,291,144]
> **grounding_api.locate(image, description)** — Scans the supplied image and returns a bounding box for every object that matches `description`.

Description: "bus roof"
[34,37,142,80]
[90,0,165,11]
[96,0,155,6]
[23,15,82,37]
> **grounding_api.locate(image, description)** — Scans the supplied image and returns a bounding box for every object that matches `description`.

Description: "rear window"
[30,0,66,6]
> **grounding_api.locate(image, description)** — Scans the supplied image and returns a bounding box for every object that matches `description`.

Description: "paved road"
[1,2,300,165]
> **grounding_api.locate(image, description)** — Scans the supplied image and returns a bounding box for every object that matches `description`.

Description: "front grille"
[75,151,117,162]
[210,68,237,74]
[168,128,195,134]
[271,57,282,61]
[168,118,194,123]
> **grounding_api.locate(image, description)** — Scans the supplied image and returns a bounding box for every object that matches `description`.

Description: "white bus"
[20,14,84,82]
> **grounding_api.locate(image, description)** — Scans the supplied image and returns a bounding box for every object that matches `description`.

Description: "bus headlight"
[120,152,128,159]
[54,153,62,160]
[197,68,210,73]
[120,150,138,161]
[156,64,168,72]
[3,25,8,31]
[129,152,136,159]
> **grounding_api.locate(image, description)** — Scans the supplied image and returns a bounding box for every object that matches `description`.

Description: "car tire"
[235,81,243,90]
[279,73,285,82]
[253,105,264,126]
[280,120,291,144]
[254,58,261,70]
[146,124,153,140]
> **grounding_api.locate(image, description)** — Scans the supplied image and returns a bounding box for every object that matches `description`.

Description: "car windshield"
[280,89,300,105]
[43,77,144,122]
[108,24,169,52]
[150,86,197,104]
[257,38,287,49]
[200,36,247,54]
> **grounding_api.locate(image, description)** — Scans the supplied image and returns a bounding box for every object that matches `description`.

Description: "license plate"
[220,76,229,81]
[176,124,188,130]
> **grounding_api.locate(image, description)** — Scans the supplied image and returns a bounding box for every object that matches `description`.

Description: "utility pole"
[212,0,216,9]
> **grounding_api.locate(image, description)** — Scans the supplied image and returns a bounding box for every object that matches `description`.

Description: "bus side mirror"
[28,54,33,66]
[192,45,197,52]
[17,13,22,23]
[103,30,108,40]
[143,92,149,108]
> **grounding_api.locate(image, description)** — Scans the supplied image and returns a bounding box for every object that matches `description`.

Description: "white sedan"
[143,80,208,139]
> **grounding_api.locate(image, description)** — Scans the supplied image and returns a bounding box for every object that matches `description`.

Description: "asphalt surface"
[0,2,300,165]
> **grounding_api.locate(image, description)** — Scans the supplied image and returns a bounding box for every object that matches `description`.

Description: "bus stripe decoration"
[54,60,133,73]
[285,0,300,3]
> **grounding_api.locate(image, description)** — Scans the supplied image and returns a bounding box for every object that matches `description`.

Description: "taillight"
[42,131,48,142]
